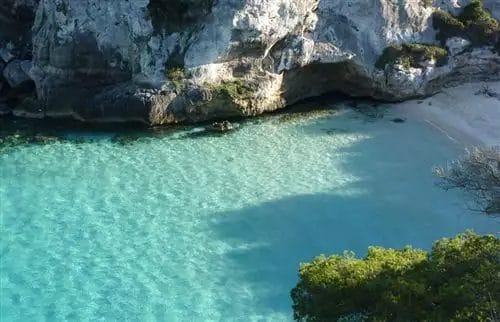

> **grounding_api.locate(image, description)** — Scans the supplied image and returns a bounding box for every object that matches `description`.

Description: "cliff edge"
[1,0,499,124]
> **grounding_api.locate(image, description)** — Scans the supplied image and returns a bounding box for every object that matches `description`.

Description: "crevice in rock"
[148,0,215,33]
[165,45,186,70]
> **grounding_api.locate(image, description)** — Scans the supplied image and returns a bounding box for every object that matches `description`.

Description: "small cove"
[1,103,498,321]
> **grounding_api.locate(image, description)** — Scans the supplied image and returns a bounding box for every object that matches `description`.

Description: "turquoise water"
[1,106,498,321]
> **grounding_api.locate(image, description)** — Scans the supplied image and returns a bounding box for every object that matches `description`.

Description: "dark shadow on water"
[206,189,456,316]
[207,190,486,315]
[206,193,370,315]
[204,120,491,316]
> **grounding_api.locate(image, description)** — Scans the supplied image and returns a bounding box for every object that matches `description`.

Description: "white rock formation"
[3,0,500,123]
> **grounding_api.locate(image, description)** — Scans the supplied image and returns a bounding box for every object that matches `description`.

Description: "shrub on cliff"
[459,0,497,26]
[210,80,255,101]
[375,43,448,69]
[433,0,499,48]
[166,67,186,91]
[433,10,466,44]
[291,231,500,321]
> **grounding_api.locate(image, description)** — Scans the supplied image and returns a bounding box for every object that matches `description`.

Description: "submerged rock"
[206,121,235,133]
[111,134,143,145]
[0,130,60,151]
[392,118,406,123]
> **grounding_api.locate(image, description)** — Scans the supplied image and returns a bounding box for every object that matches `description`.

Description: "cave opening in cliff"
[281,62,377,106]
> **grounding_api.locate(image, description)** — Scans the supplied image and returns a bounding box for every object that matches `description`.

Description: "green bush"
[291,231,500,321]
[375,43,448,69]
[459,0,497,25]
[375,45,402,69]
[468,19,500,47]
[210,80,255,101]
[432,1,499,48]
[432,10,466,44]
[166,67,185,91]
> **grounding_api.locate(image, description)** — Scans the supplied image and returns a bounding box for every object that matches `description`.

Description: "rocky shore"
[1,0,499,124]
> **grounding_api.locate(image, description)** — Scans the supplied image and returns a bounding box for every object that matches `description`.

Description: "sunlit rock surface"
[1,0,499,123]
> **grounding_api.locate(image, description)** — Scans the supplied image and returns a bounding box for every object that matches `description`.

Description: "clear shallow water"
[1,106,498,321]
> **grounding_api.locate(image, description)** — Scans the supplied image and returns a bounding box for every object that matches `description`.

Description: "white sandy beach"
[393,81,500,147]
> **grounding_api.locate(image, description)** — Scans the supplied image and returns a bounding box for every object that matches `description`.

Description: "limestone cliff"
[1,0,499,123]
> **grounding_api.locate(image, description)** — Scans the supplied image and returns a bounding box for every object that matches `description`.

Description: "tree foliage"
[435,146,500,215]
[291,232,500,321]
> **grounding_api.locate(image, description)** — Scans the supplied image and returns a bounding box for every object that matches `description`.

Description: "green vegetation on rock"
[380,0,500,71]
[459,0,498,25]
[375,43,448,70]
[432,10,466,43]
[433,0,499,48]
[210,80,255,101]
[291,231,500,321]
[166,67,186,91]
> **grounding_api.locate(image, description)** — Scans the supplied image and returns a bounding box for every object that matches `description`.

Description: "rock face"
[0,0,38,114]
[4,0,500,123]
[0,0,38,60]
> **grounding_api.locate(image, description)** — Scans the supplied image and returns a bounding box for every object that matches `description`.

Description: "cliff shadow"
[203,118,481,315]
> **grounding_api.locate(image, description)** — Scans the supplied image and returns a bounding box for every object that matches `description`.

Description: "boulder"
[446,37,471,56]
[206,121,235,133]
[2,59,32,88]
[0,47,15,63]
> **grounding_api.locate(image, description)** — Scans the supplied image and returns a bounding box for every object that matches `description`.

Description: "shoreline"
[393,81,500,147]
[2,81,499,147]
